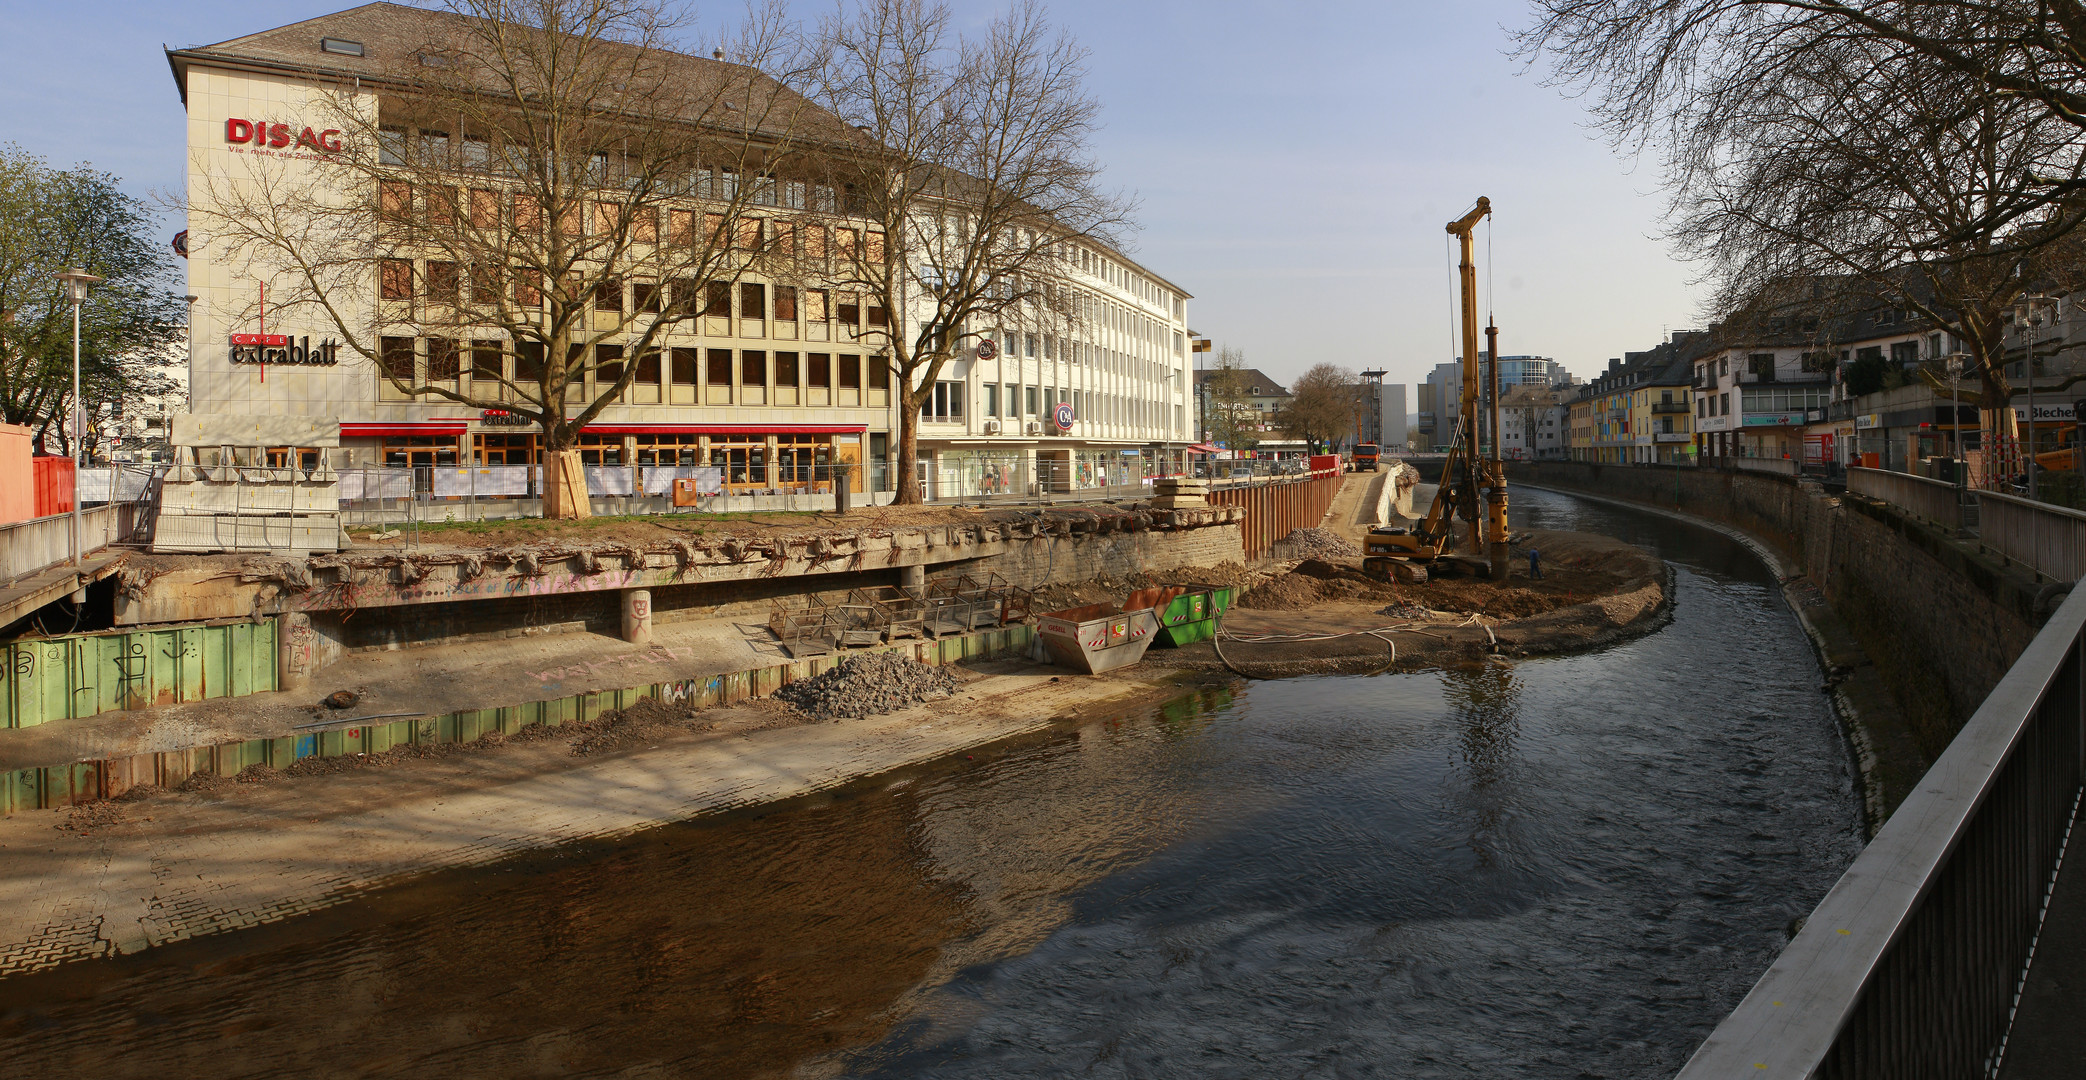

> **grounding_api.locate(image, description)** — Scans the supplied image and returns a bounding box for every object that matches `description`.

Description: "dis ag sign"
[226,119,343,154]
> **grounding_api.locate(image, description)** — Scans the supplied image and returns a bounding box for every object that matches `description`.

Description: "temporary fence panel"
[640,465,724,496]
[584,465,635,496]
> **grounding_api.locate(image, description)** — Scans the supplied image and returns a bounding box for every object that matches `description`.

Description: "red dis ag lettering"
[225,118,254,143]
[295,127,323,152]
[319,129,343,153]
[269,123,292,148]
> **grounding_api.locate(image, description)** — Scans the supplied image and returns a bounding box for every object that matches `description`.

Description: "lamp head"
[54,268,102,304]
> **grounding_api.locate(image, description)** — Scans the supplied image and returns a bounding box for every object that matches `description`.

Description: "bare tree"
[805,0,1133,503]
[1520,1,2086,439]
[1275,363,1355,451]
[1200,344,1259,455]
[1521,1,2086,236]
[188,0,839,516]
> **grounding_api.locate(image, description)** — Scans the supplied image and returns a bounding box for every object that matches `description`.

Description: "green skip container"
[1151,584,1235,647]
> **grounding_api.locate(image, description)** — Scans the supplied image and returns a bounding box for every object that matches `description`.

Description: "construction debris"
[775,652,958,719]
[1277,527,1360,560]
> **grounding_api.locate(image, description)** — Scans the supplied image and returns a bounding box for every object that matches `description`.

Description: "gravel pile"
[777,651,958,719]
[1278,527,1359,560]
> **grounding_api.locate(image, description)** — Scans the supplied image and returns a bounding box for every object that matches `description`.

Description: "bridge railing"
[1847,466,1963,532]
[1678,586,2086,1077]
[1979,490,2086,585]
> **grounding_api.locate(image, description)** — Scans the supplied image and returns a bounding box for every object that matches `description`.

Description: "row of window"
[920,380,1177,431]
[378,126,863,212]
[377,260,888,326]
[377,180,887,261]
[374,338,889,406]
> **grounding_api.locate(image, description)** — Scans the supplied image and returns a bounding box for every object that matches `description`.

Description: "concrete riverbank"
[0,659,1209,976]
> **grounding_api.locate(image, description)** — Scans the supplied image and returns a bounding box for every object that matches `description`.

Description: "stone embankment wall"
[322,519,1244,654]
[1513,462,2042,760]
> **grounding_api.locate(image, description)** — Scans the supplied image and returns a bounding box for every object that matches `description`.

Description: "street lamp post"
[2015,296,2057,500]
[53,268,102,570]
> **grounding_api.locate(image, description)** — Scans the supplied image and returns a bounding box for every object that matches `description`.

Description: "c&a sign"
[226,119,343,154]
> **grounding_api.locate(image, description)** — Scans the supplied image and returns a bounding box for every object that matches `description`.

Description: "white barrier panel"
[639,466,723,496]
[583,465,634,496]
[429,465,533,497]
[340,471,414,501]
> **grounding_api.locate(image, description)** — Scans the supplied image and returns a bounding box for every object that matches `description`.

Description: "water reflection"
[1443,661,1523,869]
[0,489,1861,1080]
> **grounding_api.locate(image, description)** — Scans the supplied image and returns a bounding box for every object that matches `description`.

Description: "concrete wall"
[328,521,1246,653]
[1514,461,2042,760]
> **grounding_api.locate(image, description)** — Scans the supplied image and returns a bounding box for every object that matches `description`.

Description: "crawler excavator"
[1362,197,1511,582]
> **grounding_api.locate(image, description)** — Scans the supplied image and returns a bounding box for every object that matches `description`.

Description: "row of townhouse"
[173,3,1193,501]
[1557,288,2079,473]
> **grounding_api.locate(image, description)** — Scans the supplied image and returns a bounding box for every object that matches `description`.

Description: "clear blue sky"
[0,0,1706,390]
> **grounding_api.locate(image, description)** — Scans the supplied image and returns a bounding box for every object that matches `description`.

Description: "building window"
[774,286,797,322]
[379,336,416,390]
[633,280,660,314]
[595,276,623,314]
[515,342,545,388]
[595,344,624,390]
[426,261,460,304]
[741,349,766,388]
[632,432,702,466]
[427,338,460,385]
[1026,385,1040,415]
[379,259,413,301]
[670,347,697,400]
[707,348,733,387]
[985,383,1000,416]
[740,282,766,320]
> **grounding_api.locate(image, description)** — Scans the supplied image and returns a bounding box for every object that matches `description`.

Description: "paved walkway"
[0,554,120,634]
[2000,819,2086,1077]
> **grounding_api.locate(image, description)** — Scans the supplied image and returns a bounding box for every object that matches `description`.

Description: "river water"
[0,488,1864,1078]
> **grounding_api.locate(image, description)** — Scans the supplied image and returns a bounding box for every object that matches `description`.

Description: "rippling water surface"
[0,488,1863,1078]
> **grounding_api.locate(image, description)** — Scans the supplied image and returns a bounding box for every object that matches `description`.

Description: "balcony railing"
[1651,400,1690,414]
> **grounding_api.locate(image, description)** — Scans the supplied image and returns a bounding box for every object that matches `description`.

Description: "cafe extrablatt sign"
[231,334,342,366]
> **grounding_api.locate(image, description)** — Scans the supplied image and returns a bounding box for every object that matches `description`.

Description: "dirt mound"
[777,652,958,719]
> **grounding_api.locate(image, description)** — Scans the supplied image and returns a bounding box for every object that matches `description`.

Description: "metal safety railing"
[1678,587,2086,1077]
[1979,491,2086,585]
[1847,466,1966,533]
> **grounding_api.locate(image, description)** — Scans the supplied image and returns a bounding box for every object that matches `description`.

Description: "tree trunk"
[893,392,923,505]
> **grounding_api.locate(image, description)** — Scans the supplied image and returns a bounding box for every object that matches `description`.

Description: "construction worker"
[1527,547,1543,580]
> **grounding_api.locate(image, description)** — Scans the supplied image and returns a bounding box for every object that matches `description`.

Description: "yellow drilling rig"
[1362,196,1511,582]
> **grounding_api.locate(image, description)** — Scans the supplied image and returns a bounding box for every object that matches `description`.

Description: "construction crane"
[1363,196,1511,582]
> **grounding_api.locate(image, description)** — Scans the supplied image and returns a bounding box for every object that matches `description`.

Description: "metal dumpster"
[1034,602,1160,674]
[1151,584,1235,647]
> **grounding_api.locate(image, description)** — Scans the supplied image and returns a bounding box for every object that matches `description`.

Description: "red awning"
[582,423,869,435]
[1187,442,1222,454]
[341,421,470,438]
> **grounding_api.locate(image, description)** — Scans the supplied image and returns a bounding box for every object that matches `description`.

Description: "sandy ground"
[1145,529,1670,678]
[0,661,1210,975]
